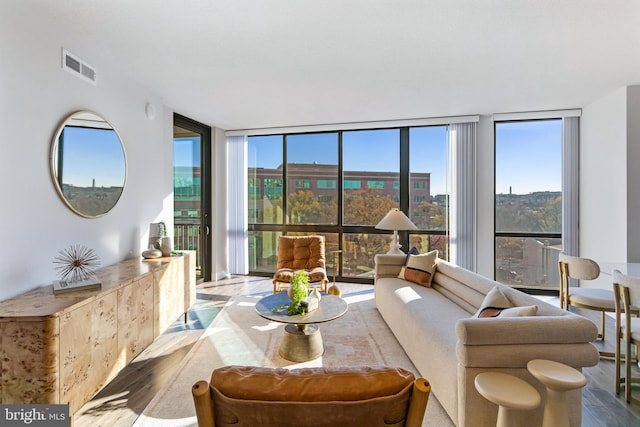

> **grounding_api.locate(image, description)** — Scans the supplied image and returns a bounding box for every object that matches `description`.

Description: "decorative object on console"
[52,244,101,293]
[375,208,418,254]
[159,222,173,256]
[53,244,100,282]
[53,275,101,294]
[149,222,163,247]
[149,221,173,256]
[142,245,162,259]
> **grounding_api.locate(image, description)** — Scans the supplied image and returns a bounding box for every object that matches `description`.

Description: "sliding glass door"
[173,114,212,282]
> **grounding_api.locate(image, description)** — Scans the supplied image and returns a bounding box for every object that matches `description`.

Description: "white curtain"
[562,117,580,258]
[450,122,477,270]
[227,135,248,274]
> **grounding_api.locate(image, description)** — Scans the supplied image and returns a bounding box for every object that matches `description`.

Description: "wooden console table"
[0,251,195,414]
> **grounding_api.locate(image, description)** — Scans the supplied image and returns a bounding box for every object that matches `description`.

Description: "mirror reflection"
[51,111,126,218]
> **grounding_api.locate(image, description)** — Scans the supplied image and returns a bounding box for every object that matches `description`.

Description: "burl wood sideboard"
[0,251,196,414]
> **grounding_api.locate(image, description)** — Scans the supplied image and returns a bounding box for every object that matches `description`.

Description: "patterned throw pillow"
[475,286,512,318]
[474,286,538,318]
[398,250,438,287]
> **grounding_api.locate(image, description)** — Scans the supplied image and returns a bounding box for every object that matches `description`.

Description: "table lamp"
[375,208,418,255]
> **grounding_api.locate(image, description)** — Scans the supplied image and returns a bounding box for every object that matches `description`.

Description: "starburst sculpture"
[53,244,101,282]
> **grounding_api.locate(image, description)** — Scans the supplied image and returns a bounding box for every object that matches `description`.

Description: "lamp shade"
[375,208,418,231]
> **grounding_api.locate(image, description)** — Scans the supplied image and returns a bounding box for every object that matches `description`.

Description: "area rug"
[133,284,454,427]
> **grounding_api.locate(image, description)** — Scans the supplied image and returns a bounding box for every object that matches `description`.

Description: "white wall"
[0,8,172,300]
[579,85,640,289]
[581,87,628,267]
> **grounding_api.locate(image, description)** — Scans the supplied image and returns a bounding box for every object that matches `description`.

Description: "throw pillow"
[403,246,420,264]
[398,250,438,288]
[474,286,512,318]
[498,305,538,317]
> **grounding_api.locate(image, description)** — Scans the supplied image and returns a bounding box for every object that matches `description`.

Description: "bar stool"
[527,359,587,427]
[474,372,541,427]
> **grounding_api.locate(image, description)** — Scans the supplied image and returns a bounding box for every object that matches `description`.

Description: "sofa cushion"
[274,267,327,284]
[398,250,438,287]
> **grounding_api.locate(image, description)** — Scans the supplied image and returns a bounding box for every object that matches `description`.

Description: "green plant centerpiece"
[273,271,310,315]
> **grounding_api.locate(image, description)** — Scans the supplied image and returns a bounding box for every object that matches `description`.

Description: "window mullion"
[399,127,410,251]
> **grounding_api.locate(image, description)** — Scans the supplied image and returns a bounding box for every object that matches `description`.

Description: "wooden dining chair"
[558,253,614,355]
[613,269,640,404]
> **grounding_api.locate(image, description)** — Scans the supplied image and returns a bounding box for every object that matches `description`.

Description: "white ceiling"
[15,0,640,130]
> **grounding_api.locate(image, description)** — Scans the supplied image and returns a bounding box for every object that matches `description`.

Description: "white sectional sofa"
[374,254,599,427]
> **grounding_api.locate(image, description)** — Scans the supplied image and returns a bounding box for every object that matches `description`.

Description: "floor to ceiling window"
[409,126,450,259]
[248,125,450,283]
[494,119,562,290]
[247,135,283,274]
[342,129,400,278]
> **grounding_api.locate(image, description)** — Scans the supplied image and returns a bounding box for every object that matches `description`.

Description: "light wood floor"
[73,276,640,427]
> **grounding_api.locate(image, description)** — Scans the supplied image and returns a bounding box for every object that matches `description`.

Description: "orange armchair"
[273,235,328,293]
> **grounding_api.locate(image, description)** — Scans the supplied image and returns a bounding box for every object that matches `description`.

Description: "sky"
[174,136,201,167]
[495,120,562,194]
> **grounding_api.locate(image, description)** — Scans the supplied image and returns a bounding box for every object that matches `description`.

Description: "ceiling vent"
[62,48,97,85]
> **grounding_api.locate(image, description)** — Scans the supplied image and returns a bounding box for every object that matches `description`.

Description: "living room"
[2,1,640,426]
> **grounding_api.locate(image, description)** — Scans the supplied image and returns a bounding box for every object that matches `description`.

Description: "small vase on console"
[160,237,173,257]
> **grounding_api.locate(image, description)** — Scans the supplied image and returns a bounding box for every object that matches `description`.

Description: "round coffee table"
[255,292,348,362]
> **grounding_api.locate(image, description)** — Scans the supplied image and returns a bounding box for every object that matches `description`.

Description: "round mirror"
[50,111,126,218]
